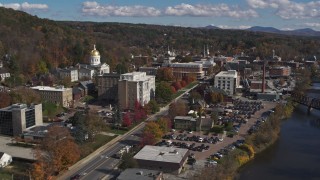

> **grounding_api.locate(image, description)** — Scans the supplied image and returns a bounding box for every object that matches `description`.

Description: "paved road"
[75,126,144,180]
[62,84,198,180]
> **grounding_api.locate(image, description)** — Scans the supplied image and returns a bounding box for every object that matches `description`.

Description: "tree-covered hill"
[0,7,320,80]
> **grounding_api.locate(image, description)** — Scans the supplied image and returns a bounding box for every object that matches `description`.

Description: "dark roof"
[72,87,83,94]
[79,80,94,89]
[0,68,9,74]
[117,168,162,180]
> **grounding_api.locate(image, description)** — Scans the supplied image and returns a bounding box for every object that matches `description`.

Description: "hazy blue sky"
[1,0,320,30]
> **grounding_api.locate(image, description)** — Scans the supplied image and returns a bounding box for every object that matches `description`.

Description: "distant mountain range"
[204,25,320,37]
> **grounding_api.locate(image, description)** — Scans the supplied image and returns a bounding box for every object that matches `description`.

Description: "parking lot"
[0,136,35,160]
[157,100,277,161]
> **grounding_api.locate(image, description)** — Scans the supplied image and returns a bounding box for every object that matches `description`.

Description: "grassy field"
[79,134,117,158]
[0,161,32,180]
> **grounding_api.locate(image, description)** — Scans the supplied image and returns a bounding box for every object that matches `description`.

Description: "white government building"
[78,45,110,80]
[118,72,155,110]
[214,70,240,95]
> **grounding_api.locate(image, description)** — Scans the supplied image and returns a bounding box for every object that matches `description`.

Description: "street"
[60,84,197,180]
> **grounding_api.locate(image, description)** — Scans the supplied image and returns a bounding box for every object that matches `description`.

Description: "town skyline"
[0,0,320,30]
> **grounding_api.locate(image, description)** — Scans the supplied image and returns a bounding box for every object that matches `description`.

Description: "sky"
[0,0,320,30]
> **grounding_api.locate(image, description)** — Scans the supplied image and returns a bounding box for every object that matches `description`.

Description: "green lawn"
[79,134,117,158]
[0,161,32,180]
[0,171,12,180]
[108,129,128,135]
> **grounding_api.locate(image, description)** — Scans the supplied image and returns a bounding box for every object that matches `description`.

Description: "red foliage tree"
[172,81,182,90]
[180,80,187,87]
[122,112,132,127]
[170,86,176,93]
[140,131,156,147]
[183,75,196,84]
[134,100,147,123]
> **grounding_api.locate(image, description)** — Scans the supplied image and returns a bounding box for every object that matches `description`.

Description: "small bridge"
[291,92,320,114]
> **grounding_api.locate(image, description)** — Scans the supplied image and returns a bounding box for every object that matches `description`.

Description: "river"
[238,84,320,180]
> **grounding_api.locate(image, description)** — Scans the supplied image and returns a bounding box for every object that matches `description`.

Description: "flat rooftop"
[174,116,196,122]
[134,145,189,164]
[31,86,71,92]
[215,70,237,78]
[0,103,33,111]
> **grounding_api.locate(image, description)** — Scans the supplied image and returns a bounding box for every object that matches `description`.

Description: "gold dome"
[91,49,100,56]
[90,44,100,56]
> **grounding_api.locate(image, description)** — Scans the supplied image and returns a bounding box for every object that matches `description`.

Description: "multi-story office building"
[118,72,155,110]
[0,104,43,136]
[169,63,204,79]
[96,73,120,103]
[58,68,79,82]
[31,86,73,107]
[214,70,240,96]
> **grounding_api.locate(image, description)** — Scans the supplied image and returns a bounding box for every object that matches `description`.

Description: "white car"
[208,160,218,165]
[198,137,203,142]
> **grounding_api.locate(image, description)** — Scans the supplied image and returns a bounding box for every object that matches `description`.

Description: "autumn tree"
[168,100,188,119]
[170,86,177,93]
[10,87,41,105]
[70,111,105,142]
[140,131,156,146]
[122,112,132,127]
[143,121,163,142]
[37,60,48,74]
[156,81,173,103]
[182,75,196,84]
[32,125,80,179]
[189,90,202,103]
[172,81,182,90]
[209,92,224,104]
[145,99,160,114]
[133,100,147,122]
[85,112,105,140]
[60,76,72,88]
[180,80,187,87]
[157,117,172,134]
[0,92,11,108]
[156,67,173,81]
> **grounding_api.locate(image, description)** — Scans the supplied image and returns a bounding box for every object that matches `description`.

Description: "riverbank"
[193,100,295,180]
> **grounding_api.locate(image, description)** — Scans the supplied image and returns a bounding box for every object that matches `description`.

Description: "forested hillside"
[0,7,320,80]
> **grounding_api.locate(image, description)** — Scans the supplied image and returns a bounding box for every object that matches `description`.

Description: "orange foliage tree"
[168,100,188,119]
[157,117,172,134]
[140,121,164,146]
[31,125,80,179]
[156,67,174,81]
